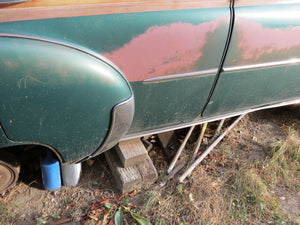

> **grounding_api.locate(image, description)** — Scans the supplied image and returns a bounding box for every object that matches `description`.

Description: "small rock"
[279,196,286,200]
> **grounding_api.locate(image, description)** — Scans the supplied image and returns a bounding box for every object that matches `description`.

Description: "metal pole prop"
[179,114,246,183]
[167,125,195,174]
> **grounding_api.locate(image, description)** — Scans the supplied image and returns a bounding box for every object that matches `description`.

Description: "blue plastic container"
[40,151,62,190]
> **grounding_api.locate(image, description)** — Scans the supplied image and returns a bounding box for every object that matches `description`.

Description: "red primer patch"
[104,19,223,81]
[237,19,300,60]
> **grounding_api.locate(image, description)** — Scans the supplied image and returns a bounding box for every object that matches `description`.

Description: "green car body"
[0,0,300,165]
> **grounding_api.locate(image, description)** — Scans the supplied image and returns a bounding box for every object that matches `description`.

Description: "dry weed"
[260,125,300,191]
[138,123,300,225]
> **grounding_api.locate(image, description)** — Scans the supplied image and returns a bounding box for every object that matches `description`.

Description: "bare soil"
[1,107,300,225]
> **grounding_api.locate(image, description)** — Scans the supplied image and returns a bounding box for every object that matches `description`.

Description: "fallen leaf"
[131,212,152,225]
[114,207,123,225]
[129,189,139,197]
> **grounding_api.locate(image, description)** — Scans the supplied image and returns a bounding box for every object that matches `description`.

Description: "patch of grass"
[223,125,300,224]
[137,124,300,225]
[0,201,11,225]
[260,125,300,191]
[226,167,279,224]
[139,168,229,225]
[222,125,299,224]
[139,187,192,224]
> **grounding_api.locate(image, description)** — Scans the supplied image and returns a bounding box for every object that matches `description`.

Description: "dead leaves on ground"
[81,189,151,225]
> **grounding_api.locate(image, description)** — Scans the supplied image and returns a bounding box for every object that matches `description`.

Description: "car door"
[202,0,300,118]
[122,1,233,136]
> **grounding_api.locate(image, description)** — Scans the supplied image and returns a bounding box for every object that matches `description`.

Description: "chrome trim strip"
[142,58,300,82]
[91,96,135,157]
[0,33,133,96]
[0,0,27,3]
[143,69,217,82]
[121,98,300,141]
[223,58,300,73]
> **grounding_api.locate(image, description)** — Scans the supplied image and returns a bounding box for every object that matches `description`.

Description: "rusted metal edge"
[122,97,300,141]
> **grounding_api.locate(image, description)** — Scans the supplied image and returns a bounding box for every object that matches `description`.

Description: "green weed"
[0,201,10,225]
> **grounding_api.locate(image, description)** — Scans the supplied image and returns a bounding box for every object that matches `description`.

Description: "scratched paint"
[237,19,300,61]
[17,75,46,89]
[104,18,224,81]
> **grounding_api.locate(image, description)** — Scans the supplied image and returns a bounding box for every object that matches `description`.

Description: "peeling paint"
[104,18,224,81]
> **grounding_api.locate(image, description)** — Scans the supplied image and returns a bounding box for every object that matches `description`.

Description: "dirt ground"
[0,107,300,225]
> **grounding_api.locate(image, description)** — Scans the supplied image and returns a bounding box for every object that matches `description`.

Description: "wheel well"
[0,145,61,163]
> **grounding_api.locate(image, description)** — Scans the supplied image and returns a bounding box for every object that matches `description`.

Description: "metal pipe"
[190,123,207,164]
[212,119,225,141]
[178,114,245,183]
[167,125,195,174]
[160,161,187,186]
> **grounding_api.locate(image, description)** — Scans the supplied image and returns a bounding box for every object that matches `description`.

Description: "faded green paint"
[128,75,215,134]
[0,8,226,58]
[204,3,300,117]
[223,4,300,68]
[0,7,231,161]
[202,65,300,117]
[0,7,230,80]
[0,37,131,163]
[1,2,300,163]
[233,4,300,28]
[0,127,12,147]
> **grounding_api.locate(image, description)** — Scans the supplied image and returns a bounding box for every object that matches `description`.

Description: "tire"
[0,153,20,192]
